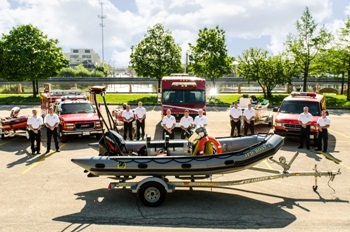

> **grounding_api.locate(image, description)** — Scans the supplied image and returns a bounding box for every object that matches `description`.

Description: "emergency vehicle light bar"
[171,82,197,88]
[61,95,88,101]
[291,92,316,98]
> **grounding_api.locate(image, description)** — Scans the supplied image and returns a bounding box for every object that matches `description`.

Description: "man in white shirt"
[229,101,242,137]
[179,109,194,139]
[194,109,208,127]
[27,109,43,155]
[298,106,312,150]
[122,104,134,140]
[243,103,255,136]
[162,109,176,139]
[316,110,331,152]
[44,108,60,153]
[135,101,146,140]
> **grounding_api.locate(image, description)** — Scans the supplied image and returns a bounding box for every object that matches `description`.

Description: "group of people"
[162,108,208,139]
[26,108,60,156]
[229,101,256,137]
[298,106,331,152]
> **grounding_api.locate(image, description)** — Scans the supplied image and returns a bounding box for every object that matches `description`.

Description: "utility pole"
[98,2,106,65]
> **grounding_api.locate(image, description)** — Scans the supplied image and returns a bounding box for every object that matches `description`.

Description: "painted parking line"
[21,144,66,174]
[329,128,350,140]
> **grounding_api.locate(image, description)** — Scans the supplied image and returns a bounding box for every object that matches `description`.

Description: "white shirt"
[179,116,193,129]
[243,108,255,120]
[317,116,331,127]
[44,113,59,127]
[162,115,176,129]
[298,112,312,124]
[135,107,146,119]
[122,110,134,120]
[27,116,43,129]
[230,107,242,119]
[194,115,208,126]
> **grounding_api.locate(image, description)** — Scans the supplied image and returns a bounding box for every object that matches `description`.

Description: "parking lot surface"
[1,105,349,232]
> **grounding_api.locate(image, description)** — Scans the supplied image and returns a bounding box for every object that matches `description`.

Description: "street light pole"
[185,50,189,73]
[98,2,106,65]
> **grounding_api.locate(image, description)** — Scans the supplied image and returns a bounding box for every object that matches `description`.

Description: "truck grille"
[76,122,94,129]
[284,124,301,131]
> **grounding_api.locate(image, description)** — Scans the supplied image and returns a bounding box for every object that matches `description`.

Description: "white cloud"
[0,0,348,67]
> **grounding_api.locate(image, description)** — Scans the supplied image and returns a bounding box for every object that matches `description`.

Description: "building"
[64,49,101,70]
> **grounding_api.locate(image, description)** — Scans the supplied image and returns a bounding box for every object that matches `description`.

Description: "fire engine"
[40,89,103,142]
[273,92,327,145]
[160,74,206,125]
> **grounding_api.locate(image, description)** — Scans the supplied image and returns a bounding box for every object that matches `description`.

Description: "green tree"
[285,7,332,92]
[130,24,182,92]
[337,17,350,100]
[238,48,295,98]
[188,26,233,86]
[0,24,69,97]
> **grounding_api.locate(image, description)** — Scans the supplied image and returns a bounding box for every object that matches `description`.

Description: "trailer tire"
[0,129,5,140]
[139,182,166,207]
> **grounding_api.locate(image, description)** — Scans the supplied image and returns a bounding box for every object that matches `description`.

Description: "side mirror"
[273,107,279,112]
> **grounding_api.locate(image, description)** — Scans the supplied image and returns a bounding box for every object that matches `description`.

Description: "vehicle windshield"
[60,103,95,114]
[162,90,205,104]
[279,101,321,116]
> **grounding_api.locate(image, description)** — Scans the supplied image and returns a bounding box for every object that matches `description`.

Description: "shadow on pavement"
[53,188,297,229]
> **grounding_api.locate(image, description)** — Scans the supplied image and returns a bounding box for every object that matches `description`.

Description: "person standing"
[229,101,242,137]
[243,103,255,136]
[316,110,331,152]
[122,104,134,140]
[179,109,194,139]
[162,109,176,139]
[134,101,146,140]
[44,108,60,153]
[27,109,43,155]
[194,109,208,127]
[298,106,312,150]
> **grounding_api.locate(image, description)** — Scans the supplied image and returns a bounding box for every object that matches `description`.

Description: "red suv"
[273,92,327,144]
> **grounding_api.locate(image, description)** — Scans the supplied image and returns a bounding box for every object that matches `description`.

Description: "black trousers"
[317,129,328,151]
[136,119,145,140]
[123,121,133,140]
[163,129,175,139]
[230,120,241,136]
[299,125,311,148]
[29,130,41,153]
[244,120,254,135]
[46,127,59,150]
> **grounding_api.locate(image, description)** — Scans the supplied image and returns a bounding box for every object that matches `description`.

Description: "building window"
[73,50,78,53]
[82,55,91,58]
[85,50,91,53]
[70,55,79,58]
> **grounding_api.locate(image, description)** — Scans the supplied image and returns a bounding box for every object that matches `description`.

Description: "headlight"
[276,122,284,127]
[63,123,75,130]
[95,121,102,128]
[310,125,316,130]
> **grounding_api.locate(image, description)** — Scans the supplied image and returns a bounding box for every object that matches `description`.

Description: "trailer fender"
[130,177,175,194]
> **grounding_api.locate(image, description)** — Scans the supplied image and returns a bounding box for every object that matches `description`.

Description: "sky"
[1,0,350,68]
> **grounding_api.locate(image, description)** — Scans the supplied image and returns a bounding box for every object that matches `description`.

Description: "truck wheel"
[58,127,68,143]
[0,129,5,140]
[139,182,166,207]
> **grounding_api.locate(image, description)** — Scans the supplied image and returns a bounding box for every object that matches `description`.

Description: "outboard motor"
[99,130,126,156]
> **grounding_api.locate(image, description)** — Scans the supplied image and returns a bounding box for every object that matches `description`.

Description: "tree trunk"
[32,80,36,97]
[303,72,308,92]
[157,78,161,93]
[341,72,345,95]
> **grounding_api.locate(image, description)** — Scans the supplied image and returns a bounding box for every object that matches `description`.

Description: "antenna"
[98,2,106,65]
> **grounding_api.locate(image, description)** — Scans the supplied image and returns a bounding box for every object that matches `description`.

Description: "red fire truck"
[160,74,206,124]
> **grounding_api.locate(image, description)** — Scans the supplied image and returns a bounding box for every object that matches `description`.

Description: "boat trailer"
[108,152,341,207]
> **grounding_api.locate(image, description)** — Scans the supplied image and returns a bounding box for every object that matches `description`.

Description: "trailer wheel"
[139,182,166,207]
[0,129,5,140]
[58,127,68,143]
